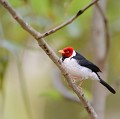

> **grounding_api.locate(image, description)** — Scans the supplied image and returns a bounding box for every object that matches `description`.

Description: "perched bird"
[58,47,116,94]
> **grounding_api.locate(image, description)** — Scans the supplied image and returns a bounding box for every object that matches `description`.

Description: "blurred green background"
[0,0,120,119]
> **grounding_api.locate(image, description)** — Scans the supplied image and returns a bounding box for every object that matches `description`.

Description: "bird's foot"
[78,87,83,91]
[78,80,83,87]
[78,80,83,90]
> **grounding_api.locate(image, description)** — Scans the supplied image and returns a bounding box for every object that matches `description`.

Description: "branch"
[0,0,98,118]
[52,69,80,103]
[96,3,110,60]
[38,0,99,39]
[91,0,108,118]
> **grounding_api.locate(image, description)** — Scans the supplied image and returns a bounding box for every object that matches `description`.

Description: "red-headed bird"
[58,47,116,94]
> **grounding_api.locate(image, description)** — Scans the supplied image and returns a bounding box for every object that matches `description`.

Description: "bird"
[58,46,116,94]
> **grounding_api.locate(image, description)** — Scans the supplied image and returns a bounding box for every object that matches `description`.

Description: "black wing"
[72,52,101,73]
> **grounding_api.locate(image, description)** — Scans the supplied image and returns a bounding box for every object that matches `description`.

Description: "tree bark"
[91,0,107,119]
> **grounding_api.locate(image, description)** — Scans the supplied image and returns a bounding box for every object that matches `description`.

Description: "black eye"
[66,50,70,53]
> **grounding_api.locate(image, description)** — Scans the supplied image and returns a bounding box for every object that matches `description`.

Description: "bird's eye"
[66,50,70,53]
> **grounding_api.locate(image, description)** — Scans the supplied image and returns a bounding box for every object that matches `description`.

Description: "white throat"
[69,50,76,58]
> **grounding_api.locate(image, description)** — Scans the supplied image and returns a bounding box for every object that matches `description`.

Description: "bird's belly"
[63,59,92,80]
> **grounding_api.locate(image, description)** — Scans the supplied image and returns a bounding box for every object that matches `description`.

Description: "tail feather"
[99,78,116,94]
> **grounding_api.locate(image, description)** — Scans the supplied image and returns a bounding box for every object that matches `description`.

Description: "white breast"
[61,51,99,81]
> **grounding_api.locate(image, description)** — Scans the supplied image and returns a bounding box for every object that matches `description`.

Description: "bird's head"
[58,47,74,58]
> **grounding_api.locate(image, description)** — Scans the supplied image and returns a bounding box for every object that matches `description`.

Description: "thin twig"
[0,0,98,118]
[38,0,99,39]
[96,3,110,59]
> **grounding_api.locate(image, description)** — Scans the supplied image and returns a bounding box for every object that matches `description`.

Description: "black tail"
[99,78,116,94]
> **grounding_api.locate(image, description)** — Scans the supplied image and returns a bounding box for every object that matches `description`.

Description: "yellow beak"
[58,50,65,54]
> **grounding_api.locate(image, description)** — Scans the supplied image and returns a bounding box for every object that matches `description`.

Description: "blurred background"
[0,0,120,119]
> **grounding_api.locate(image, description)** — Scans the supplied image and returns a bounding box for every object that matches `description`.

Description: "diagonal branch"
[38,0,99,39]
[52,69,80,103]
[0,0,98,118]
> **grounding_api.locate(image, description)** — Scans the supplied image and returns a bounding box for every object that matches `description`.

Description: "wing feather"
[72,52,101,73]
